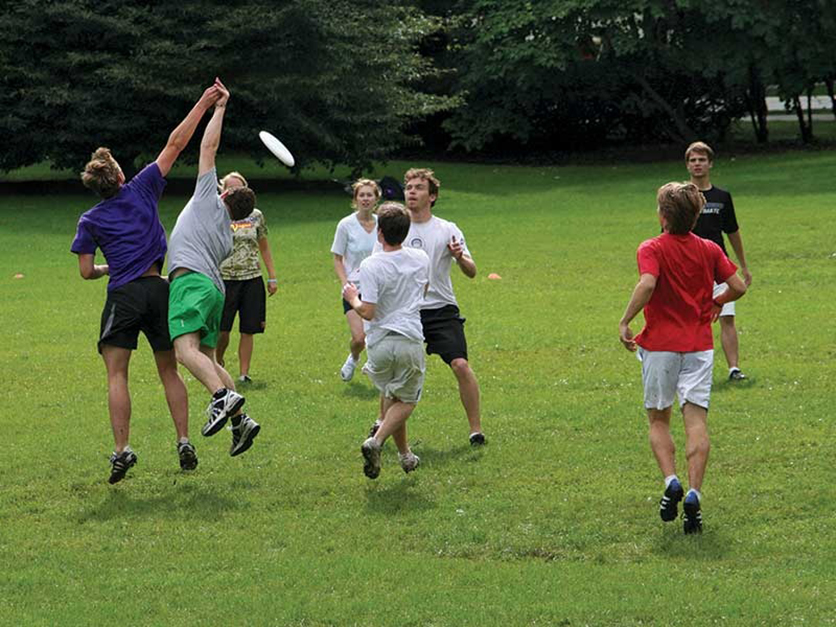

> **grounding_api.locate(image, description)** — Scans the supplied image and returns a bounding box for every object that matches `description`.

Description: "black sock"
[213,388,227,400]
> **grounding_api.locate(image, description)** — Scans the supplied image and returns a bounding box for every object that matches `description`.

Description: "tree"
[0,0,456,174]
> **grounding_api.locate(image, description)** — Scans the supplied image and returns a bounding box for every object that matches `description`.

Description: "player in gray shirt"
[167,78,261,458]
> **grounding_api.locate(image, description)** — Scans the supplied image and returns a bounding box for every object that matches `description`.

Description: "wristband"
[267,279,277,284]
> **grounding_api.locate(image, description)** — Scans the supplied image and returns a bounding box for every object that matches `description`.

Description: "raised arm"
[199,78,229,177]
[448,236,477,278]
[155,84,221,177]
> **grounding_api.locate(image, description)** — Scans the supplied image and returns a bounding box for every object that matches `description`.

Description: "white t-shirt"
[392,215,470,310]
[330,213,378,287]
[358,248,430,348]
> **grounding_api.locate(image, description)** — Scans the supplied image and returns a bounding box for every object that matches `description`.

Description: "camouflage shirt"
[220,208,269,281]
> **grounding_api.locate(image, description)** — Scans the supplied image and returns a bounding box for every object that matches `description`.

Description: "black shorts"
[98,276,172,353]
[342,294,362,315]
[420,304,468,365]
[221,277,266,334]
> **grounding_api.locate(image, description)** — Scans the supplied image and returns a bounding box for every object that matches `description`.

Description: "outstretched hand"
[198,84,221,109]
[214,77,230,108]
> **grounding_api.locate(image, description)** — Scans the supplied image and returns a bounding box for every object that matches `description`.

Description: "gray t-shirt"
[168,168,232,294]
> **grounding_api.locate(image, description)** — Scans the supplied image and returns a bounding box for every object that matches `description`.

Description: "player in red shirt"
[619,182,746,534]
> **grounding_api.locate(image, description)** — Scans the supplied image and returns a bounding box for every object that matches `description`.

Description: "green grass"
[1,153,835,626]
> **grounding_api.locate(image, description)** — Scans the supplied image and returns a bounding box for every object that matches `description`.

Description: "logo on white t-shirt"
[408,237,425,249]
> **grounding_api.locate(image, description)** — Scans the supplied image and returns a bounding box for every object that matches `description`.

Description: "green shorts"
[168,272,225,348]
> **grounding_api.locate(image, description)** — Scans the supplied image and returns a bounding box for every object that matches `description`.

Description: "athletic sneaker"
[229,414,261,457]
[238,374,253,384]
[202,388,245,437]
[729,368,747,381]
[659,478,684,522]
[469,432,487,446]
[683,491,703,534]
[340,354,358,382]
[178,441,198,471]
[368,420,382,438]
[361,437,382,479]
[399,451,421,474]
[108,449,137,484]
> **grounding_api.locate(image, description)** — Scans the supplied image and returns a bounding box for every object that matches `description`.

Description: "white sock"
[178,437,190,445]
[664,474,679,489]
[729,367,740,374]
[687,488,702,503]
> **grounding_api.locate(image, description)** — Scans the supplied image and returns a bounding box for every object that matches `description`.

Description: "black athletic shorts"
[342,294,362,315]
[98,276,172,353]
[420,304,468,364]
[221,277,266,334]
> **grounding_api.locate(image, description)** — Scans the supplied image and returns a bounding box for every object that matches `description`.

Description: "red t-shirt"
[635,232,737,352]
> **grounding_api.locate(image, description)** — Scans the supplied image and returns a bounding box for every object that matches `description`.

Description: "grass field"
[1,151,834,626]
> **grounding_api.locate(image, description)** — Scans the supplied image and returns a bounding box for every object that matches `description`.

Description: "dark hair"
[377,202,410,245]
[224,187,256,220]
[81,147,121,199]
[657,182,705,235]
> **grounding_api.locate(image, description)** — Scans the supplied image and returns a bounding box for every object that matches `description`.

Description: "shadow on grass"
[76,481,240,523]
[342,382,380,401]
[364,478,437,515]
[651,525,731,559]
[410,442,486,468]
[236,379,270,392]
[711,376,756,395]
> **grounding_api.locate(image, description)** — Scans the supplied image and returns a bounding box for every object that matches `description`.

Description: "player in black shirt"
[686,142,753,381]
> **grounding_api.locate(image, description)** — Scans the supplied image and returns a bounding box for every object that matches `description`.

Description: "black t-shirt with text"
[692,185,739,257]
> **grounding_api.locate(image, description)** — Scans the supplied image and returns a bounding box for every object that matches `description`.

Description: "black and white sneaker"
[659,478,684,522]
[469,432,487,447]
[229,414,261,457]
[202,388,245,437]
[361,437,382,479]
[178,441,198,470]
[729,368,747,381]
[399,451,420,474]
[368,420,382,438]
[108,449,137,484]
[683,491,703,534]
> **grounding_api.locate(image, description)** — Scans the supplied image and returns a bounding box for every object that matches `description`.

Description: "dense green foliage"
[432,0,836,151]
[2,153,835,624]
[0,0,455,174]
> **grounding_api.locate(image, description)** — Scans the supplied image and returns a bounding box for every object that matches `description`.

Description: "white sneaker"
[229,414,260,457]
[361,437,382,479]
[202,389,245,437]
[340,354,358,382]
[399,451,421,474]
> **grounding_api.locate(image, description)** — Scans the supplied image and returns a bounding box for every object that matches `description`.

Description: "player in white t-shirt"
[343,203,430,479]
[331,179,381,381]
[369,168,485,446]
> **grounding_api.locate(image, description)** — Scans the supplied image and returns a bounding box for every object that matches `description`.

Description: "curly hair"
[80,147,122,199]
[404,168,440,200]
[657,182,705,235]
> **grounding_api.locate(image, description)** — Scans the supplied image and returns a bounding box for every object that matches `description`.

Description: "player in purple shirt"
[71,82,222,484]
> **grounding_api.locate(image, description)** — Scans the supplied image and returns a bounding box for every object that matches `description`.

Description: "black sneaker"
[368,420,381,438]
[683,492,703,534]
[202,388,245,437]
[729,368,747,381]
[178,441,198,470]
[108,450,137,484]
[469,432,487,446]
[659,478,684,522]
[229,414,261,457]
[361,437,382,479]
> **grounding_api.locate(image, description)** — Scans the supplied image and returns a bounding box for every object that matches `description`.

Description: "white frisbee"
[258,130,295,167]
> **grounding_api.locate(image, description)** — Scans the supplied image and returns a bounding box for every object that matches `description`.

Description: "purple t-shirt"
[71,163,167,291]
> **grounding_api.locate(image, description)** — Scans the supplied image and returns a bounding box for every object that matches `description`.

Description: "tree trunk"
[747,65,768,143]
[825,77,836,121]
[631,72,696,143]
[793,95,813,143]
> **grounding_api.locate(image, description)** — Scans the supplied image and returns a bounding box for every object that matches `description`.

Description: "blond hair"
[351,178,381,210]
[685,141,714,163]
[220,171,248,191]
[80,147,122,199]
[657,182,705,235]
[404,168,440,199]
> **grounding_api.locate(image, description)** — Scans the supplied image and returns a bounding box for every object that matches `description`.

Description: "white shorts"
[638,348,714,410]
[713,282,735,317]
[365,333,426,404]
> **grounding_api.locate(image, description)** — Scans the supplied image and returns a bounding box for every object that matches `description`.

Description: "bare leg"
[198,343,236,392]
[346,310,366,361]
[374,397,415,455]
[238,333,254,377]
[174,332,225,394]
[647,407,676,478]
[719,316,739,370]
[101,346,132,452]
[450,358,482,434]
[682,403,710,491]
[154,349,189,441]
[216,331,231,367]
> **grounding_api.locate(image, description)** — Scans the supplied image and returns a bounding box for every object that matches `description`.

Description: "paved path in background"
[766,95,832,111]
